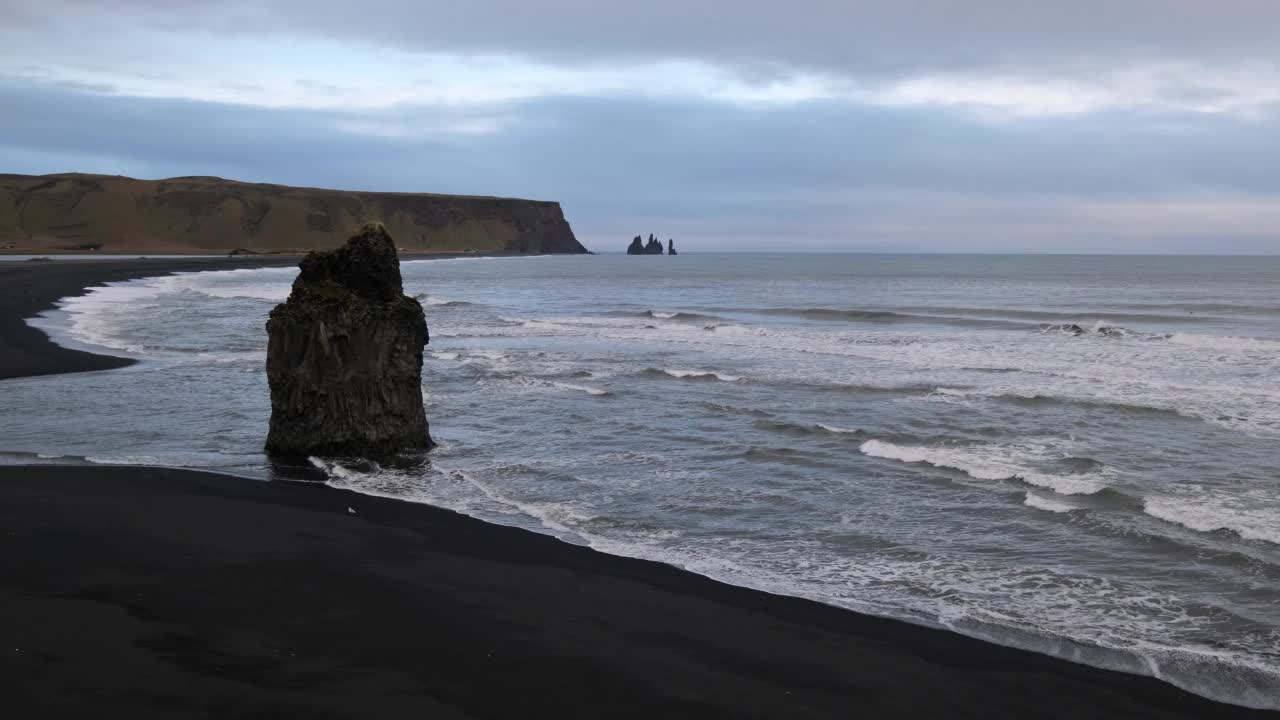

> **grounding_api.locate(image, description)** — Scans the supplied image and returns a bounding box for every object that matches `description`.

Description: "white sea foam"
[454,470,598,536]
[85,454,166,466]
[817,423,861,434]
[308,456,356,479]
[706,323,759,337]
[418,294,468,306]
[1143,493,1280,545]
[859,439,1111,495]
[1024,491,1079,513]
[469,311,1280,437]
[1166,333,1280,353]
[188,272,294,301]
[551,381,608,396]
[661,368,742,382]
[31,267,294,356]
[430,351,460,360]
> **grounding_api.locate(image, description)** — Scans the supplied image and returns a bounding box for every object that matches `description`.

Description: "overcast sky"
[3,1,1279,252]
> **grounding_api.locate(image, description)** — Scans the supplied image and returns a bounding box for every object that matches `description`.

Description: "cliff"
[265,223,431,457]
[0,173,586,254]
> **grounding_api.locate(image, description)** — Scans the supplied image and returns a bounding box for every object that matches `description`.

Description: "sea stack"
[645,234,665,254]
[668,239,677,255]
[264,222,432,456]
[627,235,645,255]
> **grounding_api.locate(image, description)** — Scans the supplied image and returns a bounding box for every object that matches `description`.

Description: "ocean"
[4,253,1279,708]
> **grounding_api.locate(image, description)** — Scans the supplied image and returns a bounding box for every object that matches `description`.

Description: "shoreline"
[0,252,524,381]
[0,258,1274,716]
[0,256,298,380]
[2,463,1270,718]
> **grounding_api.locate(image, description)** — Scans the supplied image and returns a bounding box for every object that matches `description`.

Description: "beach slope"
[0,464,1268,719]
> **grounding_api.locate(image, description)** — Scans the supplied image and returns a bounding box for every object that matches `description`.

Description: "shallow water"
[3,253,1279,707]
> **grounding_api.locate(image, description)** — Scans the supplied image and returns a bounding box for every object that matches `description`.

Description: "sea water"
[3,253,1279,707]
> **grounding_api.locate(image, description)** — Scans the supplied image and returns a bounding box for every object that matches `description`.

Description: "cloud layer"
[2,0,1279,251]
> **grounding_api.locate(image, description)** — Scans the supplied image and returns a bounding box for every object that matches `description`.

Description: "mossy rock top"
[294,222,404,302]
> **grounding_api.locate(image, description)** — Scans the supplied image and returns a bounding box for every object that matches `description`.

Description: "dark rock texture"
[265,222,432,456]
[627,233,679,255]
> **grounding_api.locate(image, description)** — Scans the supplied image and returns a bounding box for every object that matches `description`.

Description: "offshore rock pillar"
[265,222,432,456]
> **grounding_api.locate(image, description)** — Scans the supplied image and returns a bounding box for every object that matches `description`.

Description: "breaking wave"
[1143,492,1280,546]
[859,439,1112,496]
[642,310,724,322]
[723,306,1030,329]
[1024,491,1081,513]
[642,368,743,382]
[415,293,473,307]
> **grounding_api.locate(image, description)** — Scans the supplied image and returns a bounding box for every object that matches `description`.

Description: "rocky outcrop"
[627,232,680,255]
[0,173,586,254]
[264,222,432,457]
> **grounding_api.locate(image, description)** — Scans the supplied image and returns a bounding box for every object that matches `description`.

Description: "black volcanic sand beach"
[0,259,1273,718]
[3,465,1273,719]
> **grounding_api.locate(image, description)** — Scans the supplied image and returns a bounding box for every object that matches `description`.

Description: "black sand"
[2,465,1271,719]
[0,258,1272,717]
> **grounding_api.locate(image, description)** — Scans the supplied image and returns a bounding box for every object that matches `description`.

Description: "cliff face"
[0,173,586,254]
[265,223,432,457]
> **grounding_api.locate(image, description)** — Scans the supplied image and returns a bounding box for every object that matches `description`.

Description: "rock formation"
[265,222,432,457]
[626,232,680,255]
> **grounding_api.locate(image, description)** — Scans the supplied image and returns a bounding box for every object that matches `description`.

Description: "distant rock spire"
[626,232,677,255]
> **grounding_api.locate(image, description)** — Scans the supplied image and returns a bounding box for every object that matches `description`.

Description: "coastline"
[0,256,298,380]
[0,252,514,380]
[0,258,1273,717]
[2,464,1269,719]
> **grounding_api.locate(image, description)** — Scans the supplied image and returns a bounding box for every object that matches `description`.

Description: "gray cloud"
[9,0,1280,78]
[3,78,1278,253]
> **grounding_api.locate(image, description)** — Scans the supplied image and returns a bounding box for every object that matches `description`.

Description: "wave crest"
[859,439,1111,496]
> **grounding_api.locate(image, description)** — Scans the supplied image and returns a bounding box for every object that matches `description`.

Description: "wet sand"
[3,465,1271,719]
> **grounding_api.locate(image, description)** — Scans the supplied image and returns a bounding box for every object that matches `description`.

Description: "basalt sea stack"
[265,222,432,456]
